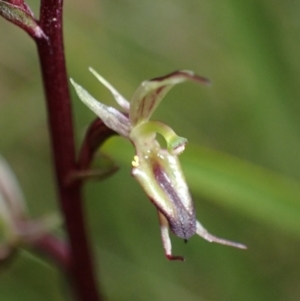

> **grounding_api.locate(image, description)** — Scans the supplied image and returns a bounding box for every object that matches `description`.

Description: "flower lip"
[153,161,196,239]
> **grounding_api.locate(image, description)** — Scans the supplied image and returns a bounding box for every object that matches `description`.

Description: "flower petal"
[89,68,130,112]
[129,70,211,126]
[70,79,131,137]
[157,211,184,261]
[130,120,187,156]
[196,221,247,249]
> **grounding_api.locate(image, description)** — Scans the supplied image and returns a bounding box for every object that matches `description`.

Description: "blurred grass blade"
[185,145,300,236]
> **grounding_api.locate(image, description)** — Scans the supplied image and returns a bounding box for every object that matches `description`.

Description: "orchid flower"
[71,68,246,260]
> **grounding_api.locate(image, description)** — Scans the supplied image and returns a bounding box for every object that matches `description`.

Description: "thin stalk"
[33,234,71,271]
[35,0,102,300]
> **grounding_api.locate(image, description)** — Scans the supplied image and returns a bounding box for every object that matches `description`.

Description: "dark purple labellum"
[153,162,196,239]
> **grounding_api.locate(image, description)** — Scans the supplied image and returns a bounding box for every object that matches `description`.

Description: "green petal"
[129,70,210,126]
[70,79,131,137]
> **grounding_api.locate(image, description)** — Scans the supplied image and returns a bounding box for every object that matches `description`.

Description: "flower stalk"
[35,1,102,300]
[0,0,105,299]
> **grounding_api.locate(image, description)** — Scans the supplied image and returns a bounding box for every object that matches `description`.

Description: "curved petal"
[129,70,211,126]
[130,121,187,155]
[70,79,131,137]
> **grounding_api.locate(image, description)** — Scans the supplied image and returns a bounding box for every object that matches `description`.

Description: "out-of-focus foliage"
[1,0,300,300]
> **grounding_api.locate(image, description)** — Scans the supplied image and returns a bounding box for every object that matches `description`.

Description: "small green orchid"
[71,69,246,260]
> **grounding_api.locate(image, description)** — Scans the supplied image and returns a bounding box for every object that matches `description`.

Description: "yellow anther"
[131,155,139,167]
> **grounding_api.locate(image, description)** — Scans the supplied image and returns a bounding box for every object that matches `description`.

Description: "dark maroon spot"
[150,70,211,86]
[138,97,146,119]
[147,95,156,114]
[155,86,164,95]
[166,254,185,261]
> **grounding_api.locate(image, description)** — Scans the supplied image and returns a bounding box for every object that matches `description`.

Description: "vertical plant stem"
[35,1,101,300]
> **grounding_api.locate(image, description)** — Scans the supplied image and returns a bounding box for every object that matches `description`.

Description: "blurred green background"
[1,0,300,300]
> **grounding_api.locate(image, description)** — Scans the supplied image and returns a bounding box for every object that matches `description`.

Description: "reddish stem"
[35,1,102,300]
[78,118,115,171]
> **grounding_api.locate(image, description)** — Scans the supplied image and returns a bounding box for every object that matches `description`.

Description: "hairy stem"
[35,1,102,300]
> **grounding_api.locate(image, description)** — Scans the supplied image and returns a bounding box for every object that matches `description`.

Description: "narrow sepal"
[158,211,184,261]
[70,79,131,137]
[129,70,211,126]
[89,68,130,112]
[196,221,247,249]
